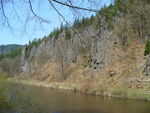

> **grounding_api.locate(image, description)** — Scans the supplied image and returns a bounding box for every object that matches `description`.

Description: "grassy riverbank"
[8,77,150,102]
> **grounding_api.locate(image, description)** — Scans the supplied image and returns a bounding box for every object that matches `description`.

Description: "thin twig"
[51,0,99,13]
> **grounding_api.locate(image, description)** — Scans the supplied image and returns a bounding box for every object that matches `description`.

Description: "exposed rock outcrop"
[20,15,122,78]
[144,55,150,76]
[20,13,148,81]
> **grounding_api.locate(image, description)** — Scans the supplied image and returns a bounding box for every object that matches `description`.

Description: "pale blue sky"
[0,0,111,45]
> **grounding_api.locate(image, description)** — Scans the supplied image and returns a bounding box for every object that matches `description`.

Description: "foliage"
[46,15,95,40]
[101,4,117,21]
[73,16,95,30]
[24,38,42,59]
[0,47,22,60]
[99,0,150,40]
[48,28,61,39]
[0,47,21,77]
[100,0,134,21]
[28,38,41,49]
[48,24,67,39]
[115,0,133,13]
[48,24,69,39]
[0,44,22,54]
[65,28,71,40]
[144,40,150,56]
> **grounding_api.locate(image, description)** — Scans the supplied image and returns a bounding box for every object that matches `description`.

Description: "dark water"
[6,83,150,113]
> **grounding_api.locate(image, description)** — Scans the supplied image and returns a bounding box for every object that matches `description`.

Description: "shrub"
[144,40,150,56]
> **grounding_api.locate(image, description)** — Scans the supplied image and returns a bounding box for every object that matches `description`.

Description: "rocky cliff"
[20,15,114,77]
[20,11,150,80]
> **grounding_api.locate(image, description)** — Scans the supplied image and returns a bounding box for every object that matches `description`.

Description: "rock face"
[144,55,150,76]
[20,15,120,77]
[91,16,109,72]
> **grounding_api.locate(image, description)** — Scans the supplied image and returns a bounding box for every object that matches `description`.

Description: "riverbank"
[8,77,150,102]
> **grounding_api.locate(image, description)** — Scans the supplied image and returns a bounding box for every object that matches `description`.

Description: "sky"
[0,0,112,45]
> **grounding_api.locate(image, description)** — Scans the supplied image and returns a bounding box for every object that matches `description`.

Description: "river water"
[4,83,150,113]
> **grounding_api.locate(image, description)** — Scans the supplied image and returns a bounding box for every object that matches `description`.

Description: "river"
[3,83,150,113]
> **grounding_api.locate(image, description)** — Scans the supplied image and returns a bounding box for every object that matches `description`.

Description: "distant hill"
[0,44,22,54]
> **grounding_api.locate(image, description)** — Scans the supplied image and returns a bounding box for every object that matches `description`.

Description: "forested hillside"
[0,44,22,54]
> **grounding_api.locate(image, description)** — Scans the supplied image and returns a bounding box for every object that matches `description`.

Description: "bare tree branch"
[51,0,99,12]
[48,0,71,28]
[48,0,88,51]
[0,0,105,37]
[28,0,50,23]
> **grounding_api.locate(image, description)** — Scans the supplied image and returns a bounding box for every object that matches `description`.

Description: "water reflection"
[2,82,150,113]
[51,110,103,113]
[0,82,47,113]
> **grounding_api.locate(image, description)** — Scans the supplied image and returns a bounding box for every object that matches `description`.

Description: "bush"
[144,40,150,56]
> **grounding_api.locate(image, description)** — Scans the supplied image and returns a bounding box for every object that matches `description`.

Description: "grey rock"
[109,71,116,77]
[144,55,150,76]
[20,15,120,77]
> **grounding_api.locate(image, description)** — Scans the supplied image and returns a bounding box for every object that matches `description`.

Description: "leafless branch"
[28,0,49,23]
[51,0,99,13]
